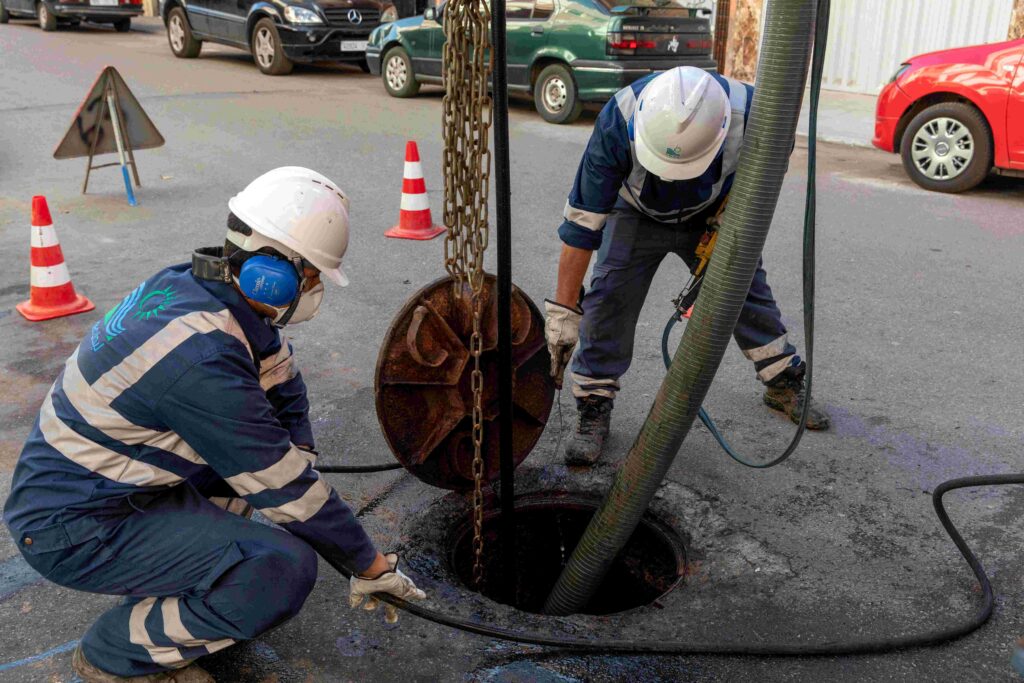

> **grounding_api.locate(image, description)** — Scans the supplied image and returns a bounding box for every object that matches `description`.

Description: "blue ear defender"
[238,254,301,307]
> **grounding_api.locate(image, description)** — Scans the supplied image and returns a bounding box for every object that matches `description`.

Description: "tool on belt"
[671,197,727,318]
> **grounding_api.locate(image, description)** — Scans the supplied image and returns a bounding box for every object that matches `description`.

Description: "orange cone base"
[384,223,446,240]
[16,293,95,322]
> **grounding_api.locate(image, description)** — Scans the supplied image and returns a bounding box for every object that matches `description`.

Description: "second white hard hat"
[227,166,351,286]
[634,66,732,181]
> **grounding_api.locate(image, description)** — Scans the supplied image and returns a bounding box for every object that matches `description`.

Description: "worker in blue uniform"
[3,167,426,682]
[544,66,830,466]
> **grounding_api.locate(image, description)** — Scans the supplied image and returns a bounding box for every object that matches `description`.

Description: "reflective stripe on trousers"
[571,206,798,400]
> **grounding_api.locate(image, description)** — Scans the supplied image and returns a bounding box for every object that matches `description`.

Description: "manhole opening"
[450,496,686,615]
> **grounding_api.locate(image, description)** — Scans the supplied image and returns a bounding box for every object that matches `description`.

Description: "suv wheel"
[899,102,992,193]
[251,18,293,76]
[0,0,10,24]
[37,2,56,30]
[167,7,201,57]
[382,47,419,97]
[113,17,130,31]
[534,63,582,125]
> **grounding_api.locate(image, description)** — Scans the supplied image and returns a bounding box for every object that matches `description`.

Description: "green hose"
[543,0,820,616]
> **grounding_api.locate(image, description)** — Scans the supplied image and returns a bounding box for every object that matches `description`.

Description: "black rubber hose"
[332,473,1021,655]
[542,0,820,616]
[318,463,403,473]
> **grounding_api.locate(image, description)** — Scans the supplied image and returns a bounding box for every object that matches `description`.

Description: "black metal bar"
[491,0,516,603]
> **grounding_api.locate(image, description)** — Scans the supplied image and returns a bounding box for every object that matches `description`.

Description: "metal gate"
[819,0,1014,94]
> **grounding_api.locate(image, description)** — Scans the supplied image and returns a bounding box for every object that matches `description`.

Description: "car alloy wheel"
[254,26,276,69]
[910,116,975,181]
[542,75,567,114]
[385,53,407,92]
[168,14,186,52]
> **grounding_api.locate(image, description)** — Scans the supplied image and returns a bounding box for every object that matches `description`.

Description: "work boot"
[762,365,830,430]
[72,645,215,683]
[564,396,613,466]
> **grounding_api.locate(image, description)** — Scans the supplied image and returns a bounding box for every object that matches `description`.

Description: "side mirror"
[424,7,436,20]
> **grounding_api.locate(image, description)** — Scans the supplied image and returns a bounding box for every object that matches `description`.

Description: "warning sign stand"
[54,66,165,203]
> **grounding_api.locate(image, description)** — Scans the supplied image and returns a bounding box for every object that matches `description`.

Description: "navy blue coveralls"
[558,72,801,401]
[3,264,377,676]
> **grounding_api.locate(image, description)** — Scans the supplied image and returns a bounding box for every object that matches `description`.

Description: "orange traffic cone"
[16,196,95,322]
[385,141,445,240]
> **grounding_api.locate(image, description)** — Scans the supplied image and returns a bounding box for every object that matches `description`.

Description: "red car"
[873,37,1024,193]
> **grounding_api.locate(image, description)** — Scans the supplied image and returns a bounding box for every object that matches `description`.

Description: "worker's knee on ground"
[211,537,318,639]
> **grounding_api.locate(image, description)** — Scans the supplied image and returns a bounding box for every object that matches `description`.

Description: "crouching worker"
[545,66,830,466]
[3,167,425,682]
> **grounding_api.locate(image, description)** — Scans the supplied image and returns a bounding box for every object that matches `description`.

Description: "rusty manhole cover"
[375,275,555,490]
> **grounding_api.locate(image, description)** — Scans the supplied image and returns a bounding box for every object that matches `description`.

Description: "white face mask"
[270,282,324,326]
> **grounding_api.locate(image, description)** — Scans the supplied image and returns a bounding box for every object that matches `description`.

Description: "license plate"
[341,40,368,52]
[91,0,118,6]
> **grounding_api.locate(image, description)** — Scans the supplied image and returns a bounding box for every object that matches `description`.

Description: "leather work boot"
[72,645,215,683]
[763,366,830,430]
[564,396,613,466]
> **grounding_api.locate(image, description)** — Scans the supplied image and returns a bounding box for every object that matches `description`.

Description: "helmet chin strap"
[270,256,306,328]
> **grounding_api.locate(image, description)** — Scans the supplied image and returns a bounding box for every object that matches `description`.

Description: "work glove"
[349,553,426,624]
[544,299,583,389]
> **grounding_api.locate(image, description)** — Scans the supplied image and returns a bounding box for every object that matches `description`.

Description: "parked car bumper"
[872,79,913,152]
[366,45,382,75]
[278,26,376,63]
[572,57,718,102]
[51,3,143,19]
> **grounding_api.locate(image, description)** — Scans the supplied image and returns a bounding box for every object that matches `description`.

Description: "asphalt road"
[1,16,1023,683]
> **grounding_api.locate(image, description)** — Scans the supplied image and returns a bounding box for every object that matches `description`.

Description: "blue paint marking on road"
[0,639,79,672]
[0,554,43,601]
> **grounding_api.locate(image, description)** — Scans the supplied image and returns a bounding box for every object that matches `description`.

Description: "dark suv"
[0,0,141,31]
[161,0,396,75]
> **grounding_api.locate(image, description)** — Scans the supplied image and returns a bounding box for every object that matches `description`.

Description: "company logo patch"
[90,282,177,351]
[134,288,176,321]
[665,146,682,158]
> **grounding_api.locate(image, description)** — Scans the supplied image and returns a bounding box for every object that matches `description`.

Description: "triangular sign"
[53,66,165,160]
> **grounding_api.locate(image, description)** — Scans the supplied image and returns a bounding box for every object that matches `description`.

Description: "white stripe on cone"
[400,192,431,212]
[31,224,59,248]
[404,161,424,179]
[30,263,71,288]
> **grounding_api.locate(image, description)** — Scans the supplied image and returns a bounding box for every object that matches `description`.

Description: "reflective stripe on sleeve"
[563,201,608,231]
[224,446,312,497]
[258,478,332,524]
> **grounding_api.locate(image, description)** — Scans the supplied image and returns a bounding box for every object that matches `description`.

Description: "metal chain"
[441,0,493,589]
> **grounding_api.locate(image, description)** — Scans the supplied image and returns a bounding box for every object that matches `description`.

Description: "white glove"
[349,553,426,624]
[544,299,583,389]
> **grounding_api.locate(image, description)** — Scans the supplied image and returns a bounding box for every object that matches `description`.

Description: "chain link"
[441,0,493,589]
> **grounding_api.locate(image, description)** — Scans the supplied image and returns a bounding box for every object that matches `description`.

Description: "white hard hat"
[634,67,731,181]
[227,167,351,286]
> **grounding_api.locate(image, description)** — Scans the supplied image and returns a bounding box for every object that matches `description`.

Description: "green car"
[365,0,715,124]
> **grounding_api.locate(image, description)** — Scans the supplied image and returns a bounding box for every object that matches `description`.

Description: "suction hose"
[543,0,820,616]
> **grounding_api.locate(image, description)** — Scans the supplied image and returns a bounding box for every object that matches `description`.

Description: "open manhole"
[450,495,686,615]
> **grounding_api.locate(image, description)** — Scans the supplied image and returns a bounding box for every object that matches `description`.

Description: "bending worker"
[4,167,425,682]
[545,66,830,466]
